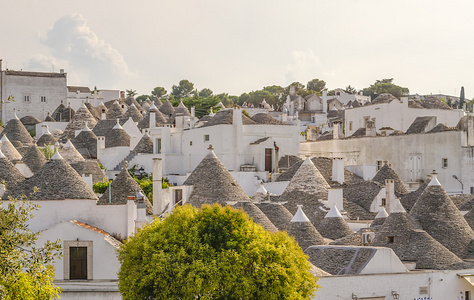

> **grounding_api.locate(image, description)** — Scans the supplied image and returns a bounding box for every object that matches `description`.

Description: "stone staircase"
[113,152,138,171]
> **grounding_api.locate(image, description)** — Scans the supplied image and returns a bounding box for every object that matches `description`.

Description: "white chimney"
[153,158,163,216]
[385,179,396,213]
[328,188,343,212]
[333,121,341,139]
[150,111,156,128]
[101,109,106,120]
[322,90,328,113]
[135,191,147,232]
[191,106,195,118]
[332,157,344,184]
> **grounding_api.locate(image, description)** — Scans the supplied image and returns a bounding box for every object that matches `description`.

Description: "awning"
[457,273,474,286]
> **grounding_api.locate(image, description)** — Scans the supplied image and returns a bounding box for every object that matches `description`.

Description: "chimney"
[322,90,328,113]
[191,106,195,118]
[0,59,2,71]
[332,157,345,184]
[101,109,106,120]
[328,187,343,212]
[384,179,396,213]
[150,110,156,129]
[97,136,105,159]
[134,191,147,232]
[289,85,296,96]
[120,91,125,99]
[333,121,341,139]
[153,158,163,216]
[365,119,376,137]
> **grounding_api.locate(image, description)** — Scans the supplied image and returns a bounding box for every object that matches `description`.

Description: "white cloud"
[285,50,321,84]
[26,14,134,88]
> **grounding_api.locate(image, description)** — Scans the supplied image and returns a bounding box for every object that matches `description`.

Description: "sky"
[1,0,474,98]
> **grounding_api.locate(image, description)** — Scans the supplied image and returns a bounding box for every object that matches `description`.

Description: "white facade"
[301,127,474,194]
[0,69,67,122]
[333,88,370,105]
[344,97,464,136]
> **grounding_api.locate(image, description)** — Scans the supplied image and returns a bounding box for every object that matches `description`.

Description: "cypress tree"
[460,86,465,108]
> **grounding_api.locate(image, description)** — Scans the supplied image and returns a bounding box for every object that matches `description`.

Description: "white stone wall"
[1,72,67,122]
[344,99,464,136]
[301,131,464,193]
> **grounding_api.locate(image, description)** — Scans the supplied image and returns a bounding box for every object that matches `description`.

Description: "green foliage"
[362,78,409,99]
[171,80,195,99]
[182,96,220,118]
[460,86,465,108]
[242,109,250,118]
[93,178,110,194]
[118,204,318,300]
[344,85,357,94]
[39,144,55,160]
[0,198,61,299]
[126,89,137,97]
[198,88,213,98]
[152,87,167,99]
[6,95,15,102]
[307,78,326,93]
[135,95,150,103]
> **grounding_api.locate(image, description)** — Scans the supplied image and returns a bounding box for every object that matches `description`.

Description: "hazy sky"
[2,0,474,98]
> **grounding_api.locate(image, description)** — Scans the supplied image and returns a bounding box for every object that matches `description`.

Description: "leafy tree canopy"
[118,204,318,300]
[198,88,213,98]
[363,78,409,99]
[171,80,195,99]
[135,95,150,103]
[151,87,167,99]
[126,89,137,97]
[307,78,326,94]
[0,199,61,299]
[344,85,357,94]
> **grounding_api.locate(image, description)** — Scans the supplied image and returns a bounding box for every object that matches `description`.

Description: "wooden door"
[265,148,272,172]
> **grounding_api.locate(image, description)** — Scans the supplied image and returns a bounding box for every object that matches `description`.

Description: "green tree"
[460,86,465,108]
[198,88,213,98]
[152,87,167,99]
[307,78,326,93]
[171,80,195,99]
[126,89,137,97]
[238,93,250,105]
[118,204,318,300]
[344,85,357,94]
[0,198,61,299]
[362,78,409,99]
[135,95,151,103]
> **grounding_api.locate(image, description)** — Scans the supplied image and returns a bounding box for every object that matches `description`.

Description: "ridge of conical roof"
[372,164,408,196]
[131,133,153,154]
[324,205,344,218]
[71,129,97,159]
[0,147,5,159]
[254,202,293,231]
[153,97,163,108]
[232,201,278,232]
[400,177,430,212]
[70,160,106,184]
[123,104,144,122]
[4,158,97,200]
[60,105,98,141]
[0,155,25,190]
[159,99,175,117]
[84,102,101,120]
[44,113,55,122]
[410,183,474,258]
[59,140,85,163]
[21,144,47,173]
[0,135,22,162]
[51,103,67,121]
[1,118,34,145]
[174,101,191,116]
[37,131,58,147]
[141,101,151,111]
[105,125,130,148]
[98,167,152,214]
[184,150,250,207]
[124,96,143,111]
[287,206,326,250]
[317,212,353,240]
[106,101,125,119]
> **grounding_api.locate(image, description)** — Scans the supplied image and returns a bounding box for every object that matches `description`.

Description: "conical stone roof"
[105,122,130,148]
[106,101,125,119]
[371,209,466,269]
[59,140,86,163]
[372,163,408,196]
[0,149,25,190]
[159,99,175,119]
[287,205,326,250]
[37,128,58,147]
[400,177,430,212]
[1,118,34,146]
[174,101,191,116]
[44,113,55,122]
[184,150,250,207]
[0,135,22,162]
[132,133,153,154]
[51,103,66,121]
[21,144,46,173]
[124,96,143,111]
[153,97,163,108]
[71,127,97,158]
[60,106,75,122]
[98,167,152,214]
[410,175,474,258]
[84,102,101,120]
[317,206,353,240]
[4,151,97,200]
[137,109,168,130]
[370,207,389,227]
[232,201,278,232]
[61,105,98,141]
[123,104,143,122]
[141,100,151,111]
[281,158,330,226]
[70,160,106,184]
[254,202,293,231]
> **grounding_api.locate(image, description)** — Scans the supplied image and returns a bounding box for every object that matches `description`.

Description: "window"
[471,187,474,194]
[190,141,193,146]
[442,158,448,168]
[381,198,386,207]
[466,291,471,300]
[40,96,47,102]
[204,134,210,142]
[155,138,162,154]
[387,236,395,244]
[64,241,93,280]
[24,95,30,102]
[349,121,353,131]
[376,160,383,171]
